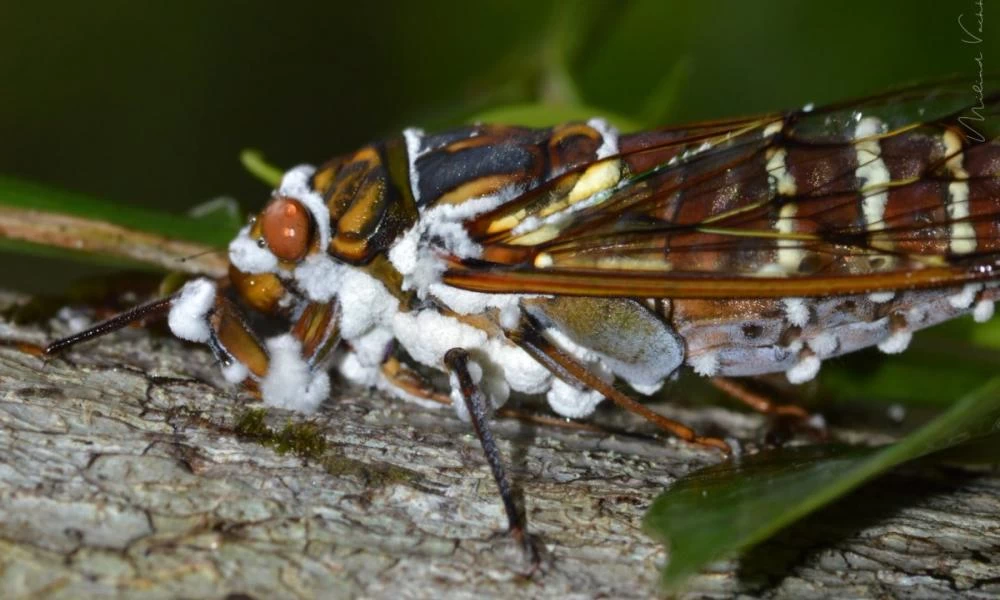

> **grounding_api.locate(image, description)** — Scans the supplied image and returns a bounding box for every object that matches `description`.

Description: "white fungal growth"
[228,225,279,274]
[392,310,488,369]
[259,334,330,413]
[546,377,605,419]
[388,193,511,297]
[449,359,510,422]
[167,279,217,343]
[588,118,619,159]
[690,352,720,377]
[337,269,400,341]
[629,380,665,396]
[786,355,821,384]
[974,300,995,323]
[349,327,395,368]
[336,350,380,388]
[807,332,839,358]
[403,128,426,204]
[485,339,552,394]
[293,253,348,302]
[427,283,522,320]
[907,305,929,325]
[221,361,249,384]
[868,291,895,304]
[877,329,912,354]
[948,283,982,310]
[782,298,810,327]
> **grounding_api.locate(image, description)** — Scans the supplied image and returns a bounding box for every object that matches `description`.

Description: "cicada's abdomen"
[672,284,998,382]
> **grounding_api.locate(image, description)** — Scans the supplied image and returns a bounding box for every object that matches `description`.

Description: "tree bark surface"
[0,291,998,599]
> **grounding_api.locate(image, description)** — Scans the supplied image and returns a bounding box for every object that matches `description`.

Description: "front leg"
[46,278,341,413]
[443,348,542,574]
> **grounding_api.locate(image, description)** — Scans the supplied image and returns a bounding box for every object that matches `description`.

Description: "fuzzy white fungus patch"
[629,380,665,396]
[974,300,995,323]
[338,269,400,341]
[293,253,348,302]
[167,279,217,343]
[392,310,487,368]
[403,128,426,203]
[877,329,912,354]
[786,354,821,384]
[948,283,982,310]
[348,327,395,368]
[228,225,279,274]
[588,118,619,159]
[336,351,380,388]
[259,334,330,413]
[388,192,516,297]
[546,377,605,419]
[689,352,720,377]
[782,298,810,327]
[221,361,249,384]
[449,359,510,422]
[485,339,551,394]
[427,284,521,318]
[807,332,839,357]
[868,291,895,304]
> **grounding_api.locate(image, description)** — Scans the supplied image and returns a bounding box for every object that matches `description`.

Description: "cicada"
[47,81,1000,561]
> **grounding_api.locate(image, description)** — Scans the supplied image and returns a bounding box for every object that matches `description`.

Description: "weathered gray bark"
[0,290,998,599]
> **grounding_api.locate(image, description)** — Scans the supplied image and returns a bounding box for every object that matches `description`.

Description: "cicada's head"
[227,166,332,314]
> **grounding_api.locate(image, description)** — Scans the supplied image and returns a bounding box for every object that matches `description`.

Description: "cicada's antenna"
[176,247,226,265]
[45,295,177,355]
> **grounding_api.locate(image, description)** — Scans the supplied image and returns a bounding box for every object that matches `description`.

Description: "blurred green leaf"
[0,175,237,248]
[820,317,1000,408]
[239,149,284,188]
[644,376,1000,590]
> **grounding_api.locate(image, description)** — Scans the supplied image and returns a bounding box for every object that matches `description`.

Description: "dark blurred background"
[1,0,996,291]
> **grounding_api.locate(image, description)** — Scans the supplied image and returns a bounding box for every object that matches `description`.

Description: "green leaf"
[644,376,1000,590]
[817,316,1000,408]
[0,175,238,249]
[239,149,284,188]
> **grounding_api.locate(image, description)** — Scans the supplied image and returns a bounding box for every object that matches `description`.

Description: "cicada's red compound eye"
[260,195,312,262]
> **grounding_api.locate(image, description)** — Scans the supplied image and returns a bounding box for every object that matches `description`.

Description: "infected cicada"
[47,81,1000,560]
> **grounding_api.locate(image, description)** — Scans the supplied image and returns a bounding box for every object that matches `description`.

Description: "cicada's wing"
[446,80,1000,298]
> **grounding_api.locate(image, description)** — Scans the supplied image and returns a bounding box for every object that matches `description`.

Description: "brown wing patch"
[446,82,1000,299]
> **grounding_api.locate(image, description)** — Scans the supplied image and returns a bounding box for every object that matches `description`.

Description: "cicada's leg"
[45,281,340,402]
[288,300,340,368]
[708,376,809,418]
[509,316,731,453]
[708,376,828,444]
[380,356,605,434]
[443,348,542,572]
[210,296,340,407]
[380,356,450,405]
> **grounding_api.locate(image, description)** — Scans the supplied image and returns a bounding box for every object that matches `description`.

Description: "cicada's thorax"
[226,120,640,419]
[310,121,621,269]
